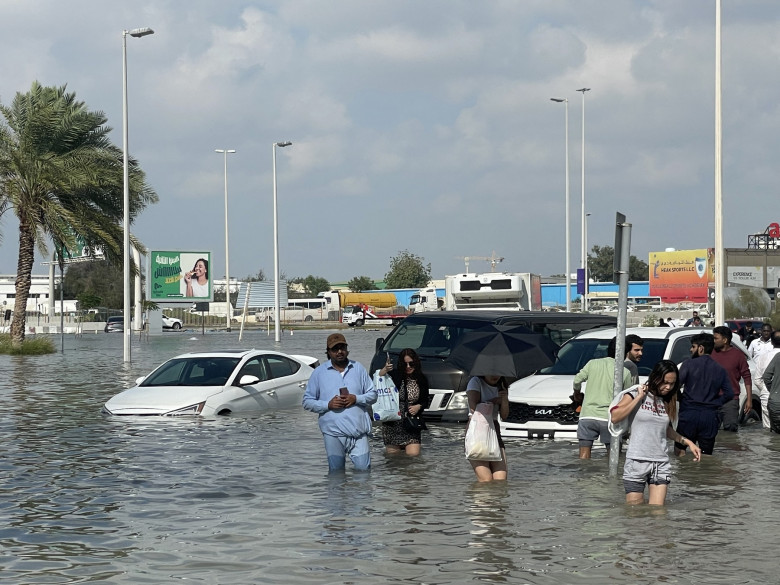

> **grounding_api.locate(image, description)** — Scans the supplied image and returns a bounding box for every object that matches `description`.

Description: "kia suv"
[502,327,758,439]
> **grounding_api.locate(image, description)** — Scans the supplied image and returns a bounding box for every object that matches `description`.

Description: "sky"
[1,1,779,285]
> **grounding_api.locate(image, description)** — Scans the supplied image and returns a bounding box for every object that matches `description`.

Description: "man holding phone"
[303,333,377,472]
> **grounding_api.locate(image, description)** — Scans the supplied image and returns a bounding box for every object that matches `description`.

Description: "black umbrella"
[446,324,558,378]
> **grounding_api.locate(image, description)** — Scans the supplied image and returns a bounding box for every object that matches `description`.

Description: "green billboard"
[149,250,212,302]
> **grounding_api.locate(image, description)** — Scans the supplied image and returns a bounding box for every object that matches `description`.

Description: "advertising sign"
[648,248,714,302]
[149,250,213,302]
[727,266,764,288]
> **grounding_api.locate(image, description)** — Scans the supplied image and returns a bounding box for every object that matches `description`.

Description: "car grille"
[506,402,579,425]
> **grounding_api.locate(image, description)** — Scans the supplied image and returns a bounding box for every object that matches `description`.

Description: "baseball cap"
[327,333,347,349]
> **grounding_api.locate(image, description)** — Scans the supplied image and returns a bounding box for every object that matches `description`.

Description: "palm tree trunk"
[10,221,35,346]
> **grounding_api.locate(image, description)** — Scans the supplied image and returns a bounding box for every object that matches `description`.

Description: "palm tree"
[0,82,157,347]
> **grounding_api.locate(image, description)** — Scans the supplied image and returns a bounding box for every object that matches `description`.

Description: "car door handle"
[298,382,307,388]
[267,390,276,396]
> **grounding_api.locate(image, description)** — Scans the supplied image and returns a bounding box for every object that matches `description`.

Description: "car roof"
[401,310,616,325]
[570,326,706,341]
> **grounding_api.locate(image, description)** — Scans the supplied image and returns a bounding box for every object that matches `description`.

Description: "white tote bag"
[464,402,501,461]
[371,372,401,422]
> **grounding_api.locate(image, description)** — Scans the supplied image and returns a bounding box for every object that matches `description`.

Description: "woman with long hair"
[378,348,429,456]
[182,258,209,297]
[610,359,701,505]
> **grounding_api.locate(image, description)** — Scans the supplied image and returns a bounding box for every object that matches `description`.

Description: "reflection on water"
[0,330,778,583]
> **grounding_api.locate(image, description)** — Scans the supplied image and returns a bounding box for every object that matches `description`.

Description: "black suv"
[369,310,616,422]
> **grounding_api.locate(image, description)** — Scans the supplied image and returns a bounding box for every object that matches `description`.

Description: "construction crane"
[455,251,505,272]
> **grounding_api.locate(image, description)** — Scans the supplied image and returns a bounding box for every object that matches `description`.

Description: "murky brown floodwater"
[0,327,778,584]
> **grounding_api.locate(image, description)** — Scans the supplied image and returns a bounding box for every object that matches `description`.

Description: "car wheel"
[172,322,181,330]
[356,319,365,327]
[217,408,232,415]
[304,315,313,322]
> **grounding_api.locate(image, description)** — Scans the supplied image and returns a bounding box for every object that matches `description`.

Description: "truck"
[318,290,397,317]
[408,287,444,313]
[342,304,408,327]
[444,272,541,311]
[189,302,236,319]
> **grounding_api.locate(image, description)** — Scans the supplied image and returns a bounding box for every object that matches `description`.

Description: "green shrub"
[0,334,56,355]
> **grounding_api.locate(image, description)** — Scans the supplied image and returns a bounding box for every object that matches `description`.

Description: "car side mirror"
[239,374,260,386]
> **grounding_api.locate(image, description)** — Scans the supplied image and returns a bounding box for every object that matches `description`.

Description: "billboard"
[149,250,213,302]
[648,248,714,302]
[727,266,764,288]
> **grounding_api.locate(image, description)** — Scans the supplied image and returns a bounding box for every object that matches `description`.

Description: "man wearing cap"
[302,333,377,472]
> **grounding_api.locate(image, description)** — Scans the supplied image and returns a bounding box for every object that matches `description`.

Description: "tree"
[587,245,649,282]
[300,275,330,297]
[63,260,124,308]
[243,269,266,282]
[384,250,432,289]
[347,276,375,292]
[0,82,157,346]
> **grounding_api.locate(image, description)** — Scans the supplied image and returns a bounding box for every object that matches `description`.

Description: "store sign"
[727,266,763,288]
[648,248,714,302]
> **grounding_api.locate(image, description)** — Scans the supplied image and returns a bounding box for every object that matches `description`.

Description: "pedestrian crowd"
[302,317,780,506]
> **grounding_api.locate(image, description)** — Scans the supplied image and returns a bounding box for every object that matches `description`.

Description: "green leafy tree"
[587,245,649,282]
[384,250,432,289]
[63,260,124,308]
[301,275,330,297]
[348,276,375,292]
[76,292,102,312]
[0,82,157,346]
[243,269,266,282]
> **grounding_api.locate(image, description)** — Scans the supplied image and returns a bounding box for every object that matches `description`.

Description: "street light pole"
[585,212,591,311]
[122,26,154,363]
[551,97,571,311]
[272,141,292,343]
[714,0,724,325]
[215,148,236,332]
[576,87,591,312]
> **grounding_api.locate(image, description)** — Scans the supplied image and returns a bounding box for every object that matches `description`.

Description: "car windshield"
[382,320,494,357]
[539,338,670,377]
[141,357,240,387]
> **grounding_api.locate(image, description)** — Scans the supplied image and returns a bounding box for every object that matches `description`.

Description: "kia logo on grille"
[534,408,553,416]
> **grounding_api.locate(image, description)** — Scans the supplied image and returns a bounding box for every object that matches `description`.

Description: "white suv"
[502,327,757,440]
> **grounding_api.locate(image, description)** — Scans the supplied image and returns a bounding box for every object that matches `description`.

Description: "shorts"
[623,458,671,493]
[577,418,610,448]
[676,407,719,455]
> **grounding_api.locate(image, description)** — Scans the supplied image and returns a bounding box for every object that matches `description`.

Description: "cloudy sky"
[1,1,778,285]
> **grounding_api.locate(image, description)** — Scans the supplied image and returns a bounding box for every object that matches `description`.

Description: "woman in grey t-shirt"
[610,360,701,505]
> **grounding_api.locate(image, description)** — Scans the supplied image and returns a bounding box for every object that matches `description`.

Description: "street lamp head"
[275,141,292,148]
[576,87,591,93]
[215,149,237,153]
[128,27,154,38]
[550,98,567,103]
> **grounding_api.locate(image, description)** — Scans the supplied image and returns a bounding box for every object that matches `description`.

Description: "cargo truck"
[342,304,408,327]
[444,272,542,311]
[408,287,444,313]
[319,291,397,316]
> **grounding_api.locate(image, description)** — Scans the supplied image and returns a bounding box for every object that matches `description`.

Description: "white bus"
[257,298,329,322]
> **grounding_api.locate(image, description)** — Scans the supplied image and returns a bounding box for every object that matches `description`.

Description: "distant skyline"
[2,1,779,284]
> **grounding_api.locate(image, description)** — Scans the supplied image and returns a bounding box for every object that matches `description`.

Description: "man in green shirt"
[571,337,633,459]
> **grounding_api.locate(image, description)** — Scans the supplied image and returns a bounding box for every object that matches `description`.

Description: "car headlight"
[447,391,470,411]
[165,402,206,416]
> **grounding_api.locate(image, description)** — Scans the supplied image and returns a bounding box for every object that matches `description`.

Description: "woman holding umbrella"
[466,375,509,481]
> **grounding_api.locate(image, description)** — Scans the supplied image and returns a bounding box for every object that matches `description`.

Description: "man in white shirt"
[748,324,774,361]
[754,330,780,429]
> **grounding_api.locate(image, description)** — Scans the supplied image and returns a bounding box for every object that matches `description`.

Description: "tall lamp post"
[714,0,724,325]
[272,141,292,343]
[215,149,236,332]
[585,212,591,311]
[551,97,571,311]
[122,26,154,363]
[576,87,590,312]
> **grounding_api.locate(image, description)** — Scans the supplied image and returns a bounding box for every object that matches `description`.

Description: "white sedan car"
[103,349,319,416]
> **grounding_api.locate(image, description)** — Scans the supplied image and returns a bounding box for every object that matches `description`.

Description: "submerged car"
[502,327,758,440]
[103,349,318,416]
[162,315,183,329]
[104,316,124,333]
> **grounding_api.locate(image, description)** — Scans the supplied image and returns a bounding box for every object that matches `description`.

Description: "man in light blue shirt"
[303,333,377,471]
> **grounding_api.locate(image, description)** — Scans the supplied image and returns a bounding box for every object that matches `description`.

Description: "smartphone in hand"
[339,387,349,396]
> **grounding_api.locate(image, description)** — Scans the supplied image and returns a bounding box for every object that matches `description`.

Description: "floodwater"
[1,327,779,584]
